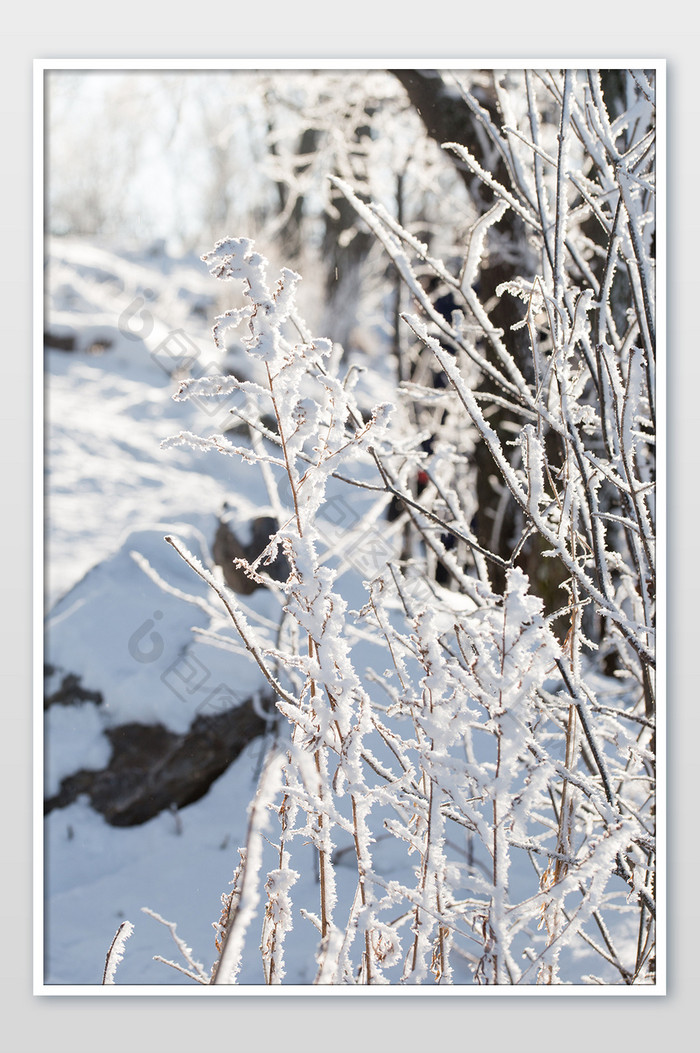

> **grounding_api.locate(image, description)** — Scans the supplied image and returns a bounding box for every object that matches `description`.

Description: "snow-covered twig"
[101,920,134,985]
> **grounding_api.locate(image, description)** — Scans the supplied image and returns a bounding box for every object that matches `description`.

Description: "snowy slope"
[42,236,408,987]
[44,237,287,984]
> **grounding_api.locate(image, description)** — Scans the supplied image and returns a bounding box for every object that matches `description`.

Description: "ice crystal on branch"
[144,68,656,988]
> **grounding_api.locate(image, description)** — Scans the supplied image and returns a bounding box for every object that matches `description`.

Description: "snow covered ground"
[42,235,405,987]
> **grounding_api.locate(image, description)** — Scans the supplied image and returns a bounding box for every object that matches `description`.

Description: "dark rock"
[86,339,113,354]
[212,515,290,594]
[45,669,103,711]
[44,694,275,827]
[45,329,113,354]
[45,329,76,352]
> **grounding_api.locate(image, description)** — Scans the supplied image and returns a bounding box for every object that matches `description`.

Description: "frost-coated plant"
[144,68,656,986]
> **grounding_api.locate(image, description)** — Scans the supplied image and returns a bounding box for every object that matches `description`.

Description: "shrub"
[149,68,656,986]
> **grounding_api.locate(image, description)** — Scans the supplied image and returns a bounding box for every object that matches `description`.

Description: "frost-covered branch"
[143,67,656,988]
